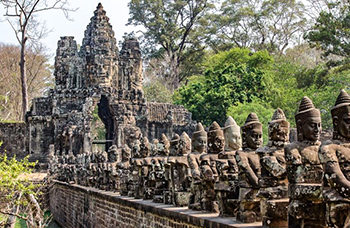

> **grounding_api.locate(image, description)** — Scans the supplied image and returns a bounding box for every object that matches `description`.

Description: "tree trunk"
[5,193,22,228]
[20,37,28,121]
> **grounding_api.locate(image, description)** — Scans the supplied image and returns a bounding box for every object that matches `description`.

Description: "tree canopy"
[0,43,52,121]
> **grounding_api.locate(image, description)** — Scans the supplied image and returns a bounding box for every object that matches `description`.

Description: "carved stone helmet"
[208,121,225,153]
[295,96,321,142]
[170,134,181,156]
[331,89,350,117]
[268,108,290,143]
[191,123,207,153]
[158,133,170,156]
[223,116,241,150]
[191,123,207,139]
[179,132,191,155]
[242,113,262,130]
[295,96,320,122]
[140,136,150,158]
[331,89,350,139]
[241,113,263,149]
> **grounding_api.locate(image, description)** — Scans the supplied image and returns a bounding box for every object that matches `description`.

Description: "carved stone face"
[193,135,207,153]
[269,122,289,142]
[208,132,225,153]
[245,127,263,149]
[336,112,350,139]
[300,116,322,142]
[224,127,242,150]
[179,137,191,155]
[122,148,131,161]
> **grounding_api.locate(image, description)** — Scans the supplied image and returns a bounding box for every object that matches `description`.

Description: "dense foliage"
[174,45,350,133]
[174,48,273,125]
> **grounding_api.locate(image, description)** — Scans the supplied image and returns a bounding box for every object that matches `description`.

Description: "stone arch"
[93,95,114,151]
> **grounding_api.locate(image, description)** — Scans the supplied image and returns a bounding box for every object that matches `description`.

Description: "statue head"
[331,89,350,140]
[170,134,181,156]
[132,139,141,157]
[241,113,263,150]
[158,134,170,156]
[107,145,118,162]
[151,139,159,156]
[122,145,131,161]
[140,136,150,158]
[223,116,242,151]
[268,108,290,143]
[295,96,321,142]
[207,121,225,153]
[178,132,191,155]
[191,123,207,153]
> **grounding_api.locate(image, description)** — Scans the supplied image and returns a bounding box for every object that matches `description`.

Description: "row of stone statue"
[49,89,350,228]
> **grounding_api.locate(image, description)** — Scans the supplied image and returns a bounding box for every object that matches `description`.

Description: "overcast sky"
[0,1,136,60]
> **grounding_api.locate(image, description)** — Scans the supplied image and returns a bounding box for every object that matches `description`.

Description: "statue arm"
[321,145,350,198]
[188,154,201,179]
[325,161,350,198]
[285,145,302,165]
[262,156,286,177]
[236,152,259,187]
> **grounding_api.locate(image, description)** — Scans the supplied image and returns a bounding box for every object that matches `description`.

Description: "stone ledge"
[52,181,262,228]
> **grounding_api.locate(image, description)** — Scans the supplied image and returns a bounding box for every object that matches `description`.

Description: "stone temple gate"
[24,3,195,162]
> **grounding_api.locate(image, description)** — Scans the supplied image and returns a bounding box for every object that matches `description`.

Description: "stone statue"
[199,121,224,212]
[236,113,263,223]
[132,139,141,158]
[133,136,150,198]
[153,134,170,203]
[107,145,118,162]
[216,116,241,217]
[143,140,158,199]
[188,123,207,210]
[117,145,131,196]
[319,90,350,228]
[285,96,325,227]
[170,132,192,206]
[165,134,181,204]
[256,108,289,227]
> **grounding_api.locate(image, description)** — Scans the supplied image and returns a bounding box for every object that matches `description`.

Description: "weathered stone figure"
[169,132,192,206]
[320,90,350,228]
[133,136,150,198]
[188,123,207,210]
[165,134,181,204]
[216,116,241,217]
[199,121,224,212]
[236,113,262,223]
[257,108,289,227]
[285,96,325,228]
[153,134,170,203]
[117,145,131,196]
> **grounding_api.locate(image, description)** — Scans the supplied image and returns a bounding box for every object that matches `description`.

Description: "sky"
[0,1,136,61]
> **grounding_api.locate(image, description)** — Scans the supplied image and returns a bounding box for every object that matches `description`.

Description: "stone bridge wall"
[50,182,260,228]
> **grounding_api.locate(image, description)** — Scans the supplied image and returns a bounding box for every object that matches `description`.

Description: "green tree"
[127,0,215,89]
[305,1,350,66]
[0,152,51,228]
[1,0,75,120]
[0,43,52,121]
[205,0,307,53]
[173,48,273,125]
[227,96,275,143]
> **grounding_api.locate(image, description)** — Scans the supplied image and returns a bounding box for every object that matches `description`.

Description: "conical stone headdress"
[269,108,289,127]
[223,116,240,132]
[242,112,262,130]
[331,89,350,117]
[192,122,207,139]
[295,96,320,122]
